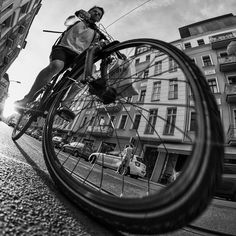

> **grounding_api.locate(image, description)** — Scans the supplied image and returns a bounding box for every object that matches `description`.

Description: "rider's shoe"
[57,106,76,122]
[14,97,29,112]
[101,87,117,105]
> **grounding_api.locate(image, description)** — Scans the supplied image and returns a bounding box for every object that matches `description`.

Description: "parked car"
[25,128,34,135]
[31,130,42,140]
[61,142,93,161]
[215,174,236,201]
[52,136,67,148]
[88,151,146,178]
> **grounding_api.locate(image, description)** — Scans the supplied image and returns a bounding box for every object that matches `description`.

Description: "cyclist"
[15,6,105,116]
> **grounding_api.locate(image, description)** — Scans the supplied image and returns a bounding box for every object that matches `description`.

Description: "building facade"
[0,72,9,117]
[0,0,42,119]
[177,13,236,173]
[0,0,42,77]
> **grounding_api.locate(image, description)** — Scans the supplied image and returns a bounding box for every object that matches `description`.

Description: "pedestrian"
[15,6,105,116]
[116,143,134,175]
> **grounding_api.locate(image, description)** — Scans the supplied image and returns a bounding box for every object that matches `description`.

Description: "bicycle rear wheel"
[12,90,45,141]
[42,38,224,234]
[12,111,36,141]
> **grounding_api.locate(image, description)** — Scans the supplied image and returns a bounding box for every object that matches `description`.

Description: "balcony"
[96,103,122,113]
[209,32,235,50]
[227,125,236,145]
[219,56,236,72]
[87,125,114,137]
[225,83,236,103]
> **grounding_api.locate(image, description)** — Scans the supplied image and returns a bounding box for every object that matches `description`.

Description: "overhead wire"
[105,0,153,29]
[44,0,153,36]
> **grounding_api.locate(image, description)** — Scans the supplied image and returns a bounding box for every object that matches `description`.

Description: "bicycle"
[12,29,224,234]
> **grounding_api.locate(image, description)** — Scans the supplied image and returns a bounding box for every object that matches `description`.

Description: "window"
[118,115,127,129]
[228,75,236,84]
[189,111,197,131]
[20,2,31,16]
[154,61,162,75]
[169,57,178,72]
[234,110,236,128]
[220,52,228,58]
[89,117,95,126]
[202,55,213,67]
[0,4,13,17]
[139,89,146,102]
[135,58,140,64]
[109,116,116,126]
[145,109,158,134]
[168,79,178,99]
[1,15,13,33]
[132,114,141,130]
[34,0,41,6]
[143,70,149,79]
[190,58,196,64]
[207,78,218,93]
[163,107,177,135]
[151,81,161,101]
[126,96,132,102]
[88,99,95,108]
[184,42,192,49]
[146,55,150,62]
[81,117,88,127]
[197,39,205,46]
[99,116,105,125]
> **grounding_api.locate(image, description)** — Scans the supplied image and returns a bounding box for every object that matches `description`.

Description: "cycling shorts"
[50,46,78,68]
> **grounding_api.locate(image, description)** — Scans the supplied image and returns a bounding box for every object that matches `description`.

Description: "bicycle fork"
[82,44,117,104]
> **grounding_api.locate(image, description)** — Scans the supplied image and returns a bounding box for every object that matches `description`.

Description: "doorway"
[143,147,159,178]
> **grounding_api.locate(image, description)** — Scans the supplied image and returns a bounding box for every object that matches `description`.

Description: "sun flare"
[2,97,18,118]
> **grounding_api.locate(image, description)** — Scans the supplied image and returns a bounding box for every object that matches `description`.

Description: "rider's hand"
[75,9,91,20]
[99,39,110,48]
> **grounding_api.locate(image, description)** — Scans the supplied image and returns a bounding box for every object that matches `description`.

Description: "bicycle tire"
[12,89,46,141]
[42,38,224,234]
[12,112,36,141]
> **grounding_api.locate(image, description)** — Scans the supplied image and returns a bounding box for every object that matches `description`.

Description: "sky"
[5,0,236,107]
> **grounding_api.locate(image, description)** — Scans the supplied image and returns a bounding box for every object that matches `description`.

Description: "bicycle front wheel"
[42,38,224,234]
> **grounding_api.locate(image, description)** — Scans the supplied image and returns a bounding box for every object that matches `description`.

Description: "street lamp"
[9,80,21,84]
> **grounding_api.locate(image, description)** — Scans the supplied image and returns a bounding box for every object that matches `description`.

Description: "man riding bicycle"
[15,6,105,116]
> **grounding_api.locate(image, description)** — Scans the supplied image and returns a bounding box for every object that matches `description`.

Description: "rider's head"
[88,6,104,23]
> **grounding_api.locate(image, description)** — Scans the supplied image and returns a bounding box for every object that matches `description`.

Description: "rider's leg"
[15,60,64,106]
[27,60,64,101]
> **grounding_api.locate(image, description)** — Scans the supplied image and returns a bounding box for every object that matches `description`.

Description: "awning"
[158,144,236,159]
[158,143,193,155]
[224,146,236,159]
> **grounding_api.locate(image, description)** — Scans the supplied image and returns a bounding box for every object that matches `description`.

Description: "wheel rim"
[43,39,223,224]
